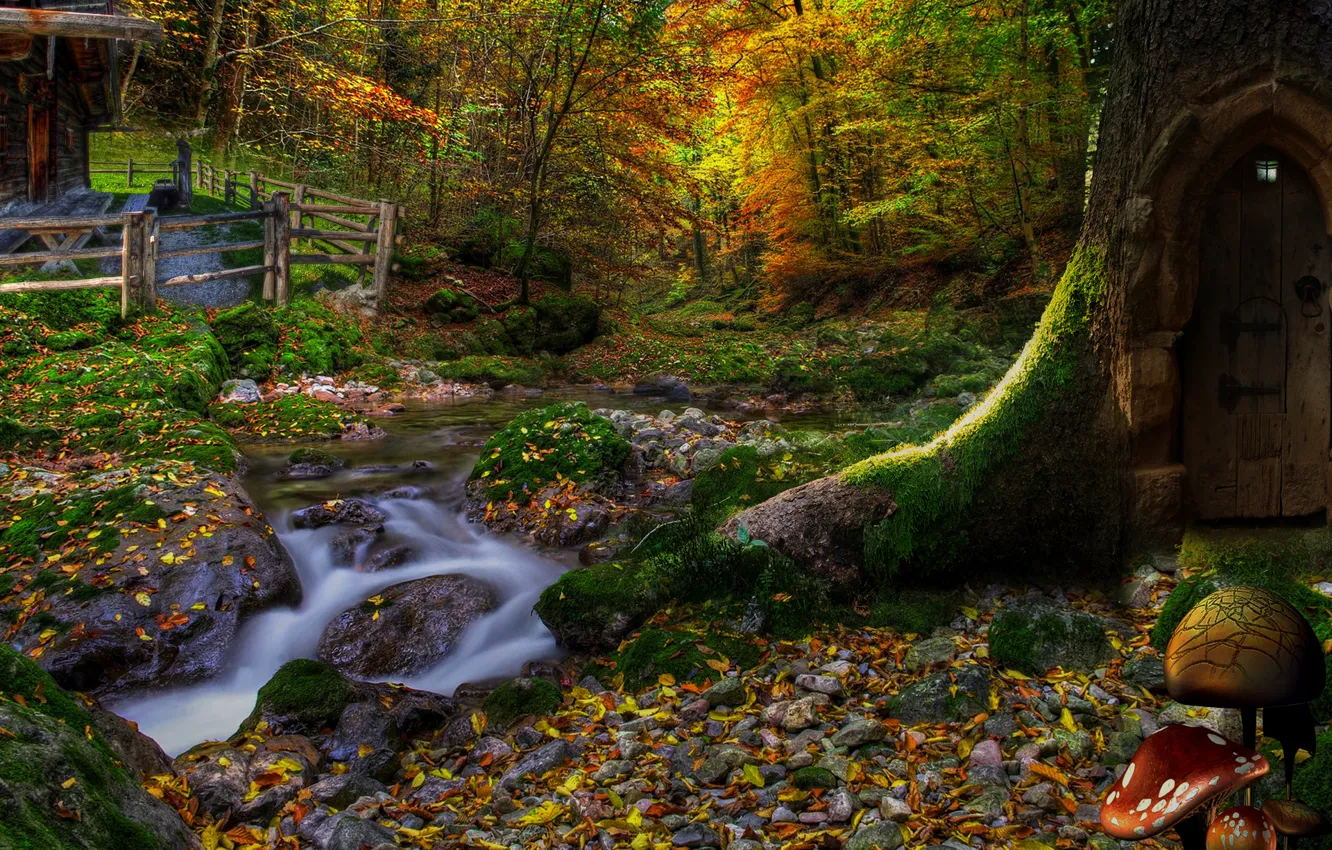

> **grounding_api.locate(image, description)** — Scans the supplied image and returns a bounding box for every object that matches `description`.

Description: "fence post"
[225,170,234,207]
[249,171,259,210]
[140,208,157,313]
[291,184,306,250]
[196,159,203,191]
[371,198,396,311]
[120,211,144,319]
[126,156,134,188]
[262,199,277,301]
[272,192,291,307]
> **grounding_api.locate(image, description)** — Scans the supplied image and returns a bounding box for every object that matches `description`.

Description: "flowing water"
[112,389,862,755]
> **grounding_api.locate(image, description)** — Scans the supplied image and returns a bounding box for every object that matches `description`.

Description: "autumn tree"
[725,0,1332,585]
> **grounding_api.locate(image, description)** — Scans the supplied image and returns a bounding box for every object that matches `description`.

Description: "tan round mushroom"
[1101,724,1269,840]
[1207,806,1276,850]
[1262,799,1331,838]
[1164,586,1325,709]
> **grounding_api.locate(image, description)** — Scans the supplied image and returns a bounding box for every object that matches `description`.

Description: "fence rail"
[0,185,400,316]
[90,157,178,187]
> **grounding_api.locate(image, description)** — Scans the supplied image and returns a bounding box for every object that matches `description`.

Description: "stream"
[112,389,861,755]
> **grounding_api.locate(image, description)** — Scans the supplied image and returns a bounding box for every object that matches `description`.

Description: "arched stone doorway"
[1179,145,1331,519]
[1118,79,1332,546]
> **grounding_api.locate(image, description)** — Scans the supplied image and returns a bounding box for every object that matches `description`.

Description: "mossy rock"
[210,302,278,380]
[289,447,340,467]
[989,600,1112,674]
[691,446,801,519]
[272,300,365,378]
[44,330,98,352]
[0,646,192,849]
[469,401,629,501]
[865,588,959,634]
[534,561,659,653]
[530,293,599,354]
[482,678,562,730]
[239,658,351,735]
[424,288,460,314]
[0,416,58,451]
[791,767,838,790]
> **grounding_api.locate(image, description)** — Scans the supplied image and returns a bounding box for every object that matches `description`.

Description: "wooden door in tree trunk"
[1183,146,1331,519]
[27,103,50,203]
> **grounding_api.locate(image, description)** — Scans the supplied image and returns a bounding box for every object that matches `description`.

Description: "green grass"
[482,679,563,730]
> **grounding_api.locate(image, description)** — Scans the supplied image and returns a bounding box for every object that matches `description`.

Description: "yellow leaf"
[201,823,222,850]
[1060,707,1078,733]
[38,629,58,642]
[329,762,348,775]
[412,771,426,788]
[960,606,979,620]
[357,744,374,758]
[191,602,207,610]
[657,673,676,686]
[705,659,729,674]
[134,592,152,607]
[60,777,77,789]
[742,763,765,788]
[626,805,643,828]
[471,713,486,736]
[514,800,565,825]
[217,756,231,768]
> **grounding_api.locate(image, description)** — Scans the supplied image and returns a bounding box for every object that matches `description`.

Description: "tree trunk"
[724,0,1332,590]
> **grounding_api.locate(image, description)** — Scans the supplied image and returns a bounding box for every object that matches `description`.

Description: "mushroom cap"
[1164,585,1325,708]
[1262,799,1332,838]
[1206,806,1276,850]
[1101,723,1269,840]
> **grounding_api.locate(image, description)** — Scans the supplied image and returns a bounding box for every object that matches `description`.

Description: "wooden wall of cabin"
[0,36,94,212]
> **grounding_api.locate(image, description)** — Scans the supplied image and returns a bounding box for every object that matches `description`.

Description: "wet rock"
[33,475,302,696]
[672,823,720,848]
[362,544,414,572]
[279,462,338,480]
[532,496,610,548]
[330,524,383,566]
[327,817,396,850]
[291,498,388,530]
[701,676,747,707]
[328,702,401,762]
[989,596,1115,673]
[796,673,844,698]
[318,574,498,678]
[1158,701,1243,741]
[830,717,886,749]
[633,374,691,401]
[308,774,389,810]
[1122,655,1166,692]
[87,704,175,781]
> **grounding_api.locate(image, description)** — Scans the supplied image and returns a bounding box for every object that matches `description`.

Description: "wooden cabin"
[0,2,159,218]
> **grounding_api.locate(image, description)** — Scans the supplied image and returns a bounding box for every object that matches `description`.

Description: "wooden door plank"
[1237,413,1284,516]
[1236,145,1286,415]
[1183,159,1242,518]
[1280,157,1331,515]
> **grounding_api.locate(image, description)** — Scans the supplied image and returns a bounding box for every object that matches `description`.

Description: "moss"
[210,393,352,441]
[844,247,1111,581]
[272,300,366,378]
[0,288,121,331]
[609,627,762,691]
[470,401,629,501]
[0,645,95,731]
[482,678,562,730]
[430,355,546,388]
[865,588,960,634]
[241,658,350,734]
[791,767,838,790]
[0,416,59,451]
[534,560,657,650]
[289,446,339,466]
[44,330,98,352]
[691,446,799,519]
[210,301,279,380]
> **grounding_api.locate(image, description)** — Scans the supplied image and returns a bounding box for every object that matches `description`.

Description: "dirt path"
[111,195,255,308]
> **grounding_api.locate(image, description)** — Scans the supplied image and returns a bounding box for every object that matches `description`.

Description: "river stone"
[330,525,383,566]
[363,544,414,572]
[888,664,990,725]
[633,374,691,401]
[701,675,747,707]
[291,498,388,529]
[831,716,887,749]
[327,702,401,762]
[219,378,261,404]
[845,822,905,850]
[904,636,957,671]
[318,574,497,678]
[29,474,302,696]
[327,817,397,850]
[499,739,575,789]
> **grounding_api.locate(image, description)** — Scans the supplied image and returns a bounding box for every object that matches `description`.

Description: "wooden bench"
[0,189,115,271]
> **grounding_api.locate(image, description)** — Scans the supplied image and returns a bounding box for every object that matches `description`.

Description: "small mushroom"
[1207,806,1276,850]
[1164,585,1325,748]
[1262,798,1331,840]
[1101,724,1270,841]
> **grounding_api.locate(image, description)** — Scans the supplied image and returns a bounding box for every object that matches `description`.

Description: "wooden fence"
[0,187,400,316]
[89,157,179,187]
[194,160,402,292]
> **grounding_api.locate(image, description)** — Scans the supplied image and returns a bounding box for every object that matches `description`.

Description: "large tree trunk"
[725,1,1332,590]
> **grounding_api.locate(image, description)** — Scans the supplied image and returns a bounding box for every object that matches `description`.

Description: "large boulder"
[988,596,1115,674]
[19,473,302,696]
[888,664,990,725]
[0,646,194,849]
[318,575,497,677]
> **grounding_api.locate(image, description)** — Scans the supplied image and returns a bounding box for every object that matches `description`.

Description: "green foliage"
[769,357,835,396]
[44,330,98,352]
[209,393,352,441]
[845,247,1107,580]
[865,588,960,634]
[0,288,122,332]
[691,446,799,518]
[482,679,562,730]
[242,658,350,734]
[210,302,279,380]
[989,609,1108,674]
[425,287,481,323]
[1256,733,1332,850]
[469,402,629,501]
[273,300,366,378]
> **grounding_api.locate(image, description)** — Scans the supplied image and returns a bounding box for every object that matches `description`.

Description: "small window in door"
[1256,158,1279,183]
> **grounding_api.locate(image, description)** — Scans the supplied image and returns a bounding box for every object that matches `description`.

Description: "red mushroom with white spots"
[1206,806,1277,850]
[1101,724,1270,842]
